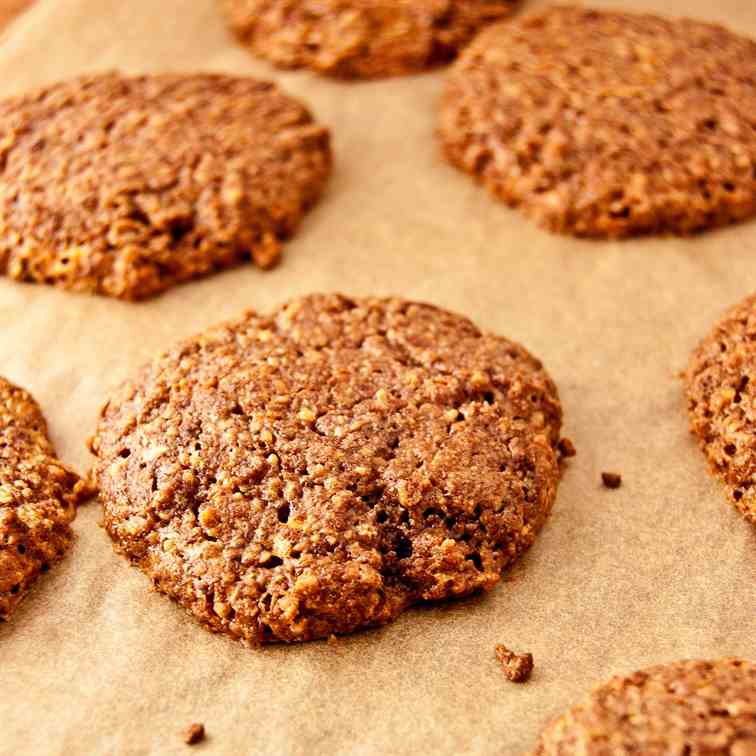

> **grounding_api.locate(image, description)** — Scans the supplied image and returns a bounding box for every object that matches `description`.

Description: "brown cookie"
[219,0,519,79]
[90,294,563,644]
[439,6,756,238]
[0,72,331,300]
[685,293,756,525]
[530,658,756,755]
[0,377,90,621]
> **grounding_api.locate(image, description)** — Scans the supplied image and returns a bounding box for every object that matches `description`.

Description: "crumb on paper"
[184,723,205,746]
[601,472,622,489]
[495,644,534,683]
[328,633,338,645]
[557,437,577,458]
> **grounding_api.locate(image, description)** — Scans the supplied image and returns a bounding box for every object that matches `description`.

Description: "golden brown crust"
[90,294,563,644]
[530,659,756,755]
[219,0,518,78]
[439,6,756,238]
[0,72,331,300]
[685,293,756,524]
[0,377,90,621]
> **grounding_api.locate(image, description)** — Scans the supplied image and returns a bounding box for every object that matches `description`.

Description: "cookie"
[219,0,519,79]
[0,72,331,300]
[439,7,756,238]
[530,658,756,755]
[90,294,564,644]
[685,293,756,524]
[0,378,90,620]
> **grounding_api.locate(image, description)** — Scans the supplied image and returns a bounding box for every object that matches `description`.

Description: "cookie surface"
[685,293,756,524]
[530,658,756,755]
[440,7,756,238]
[220,0,518,78]
[0,73,331,299]
[0,378,89,620]
[90,294,563,644]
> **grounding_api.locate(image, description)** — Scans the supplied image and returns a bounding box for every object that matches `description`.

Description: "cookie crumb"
[601,472,622,489]
[183,723,205,746]
[327,633,338,645]
[557,437,577,458]
[495,644,534,683]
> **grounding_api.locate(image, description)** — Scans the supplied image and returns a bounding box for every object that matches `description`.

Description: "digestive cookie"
[685,293,756,524]
[0,377,90,620]
[0,72,331,299]
[530,658,756,755]
[439,6,756,238]
[219,0,519,79]
[90,294,564,644]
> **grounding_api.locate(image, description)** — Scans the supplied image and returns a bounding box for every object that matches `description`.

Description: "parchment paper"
[0,1,754,754]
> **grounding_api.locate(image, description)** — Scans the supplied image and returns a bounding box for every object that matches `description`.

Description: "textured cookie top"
[531,659,756,755]
[90,294,563,644]
[0,72,331,299]
[0,377,88,620]
[440,6,756,238]
[220,0,518,78]
[686,293,756,524]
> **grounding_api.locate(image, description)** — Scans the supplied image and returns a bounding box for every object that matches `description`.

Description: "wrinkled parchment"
[0,1,754,753]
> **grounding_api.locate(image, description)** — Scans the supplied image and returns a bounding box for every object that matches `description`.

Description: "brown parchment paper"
[0,1,755,754]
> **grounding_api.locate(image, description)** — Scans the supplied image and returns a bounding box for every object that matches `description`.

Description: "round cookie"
[0,377,90,620]
[685,293,756,525]
[0,73,331,300]
[439,7,756,238]
[530,658,756,755]
[219,0,519,79]
[90,294,564,644]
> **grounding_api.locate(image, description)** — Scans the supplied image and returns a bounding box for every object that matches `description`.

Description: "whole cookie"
[530,658,756,755]
[440,7,756,238]
[220,0,519,79]
[685,293,756,525]
[0,73,331,299]
[0,378,90,620]
[90,294,564,644]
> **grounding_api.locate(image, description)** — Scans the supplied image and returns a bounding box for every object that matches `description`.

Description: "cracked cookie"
[0,377,90,621]
[685,293,756,525]
[530,658,756,755]
[219,0,519,79]
[439,6,756,238]
[0,72,331,299]
[90,294,564,644]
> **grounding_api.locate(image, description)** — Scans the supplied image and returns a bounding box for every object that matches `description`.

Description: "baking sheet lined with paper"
[0,1,754,754]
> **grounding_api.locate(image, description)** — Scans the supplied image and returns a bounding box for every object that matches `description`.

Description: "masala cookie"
[530,658,756,755]
[219,0,519,79]
[0,72,331,300]
[685,293,756,525]
[439,7,756,238]
[0,378,90,621]
[90,294,565,644]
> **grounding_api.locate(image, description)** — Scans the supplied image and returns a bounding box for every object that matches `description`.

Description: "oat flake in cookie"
[439,6,756,238]
[219,0,519,79]
[685,293,756,525]
[0,73,331,299]
[0,378,90,621]
[530,658,756,755]
[90,294,564,644]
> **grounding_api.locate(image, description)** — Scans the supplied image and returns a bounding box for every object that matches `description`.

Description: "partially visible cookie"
[685,293,756,524]
[0,378,90,620]
[220,0,519,78]
[90,294,564,644]
[0,72,331,300]
[531,659,756,755]
[440,7,756,238]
